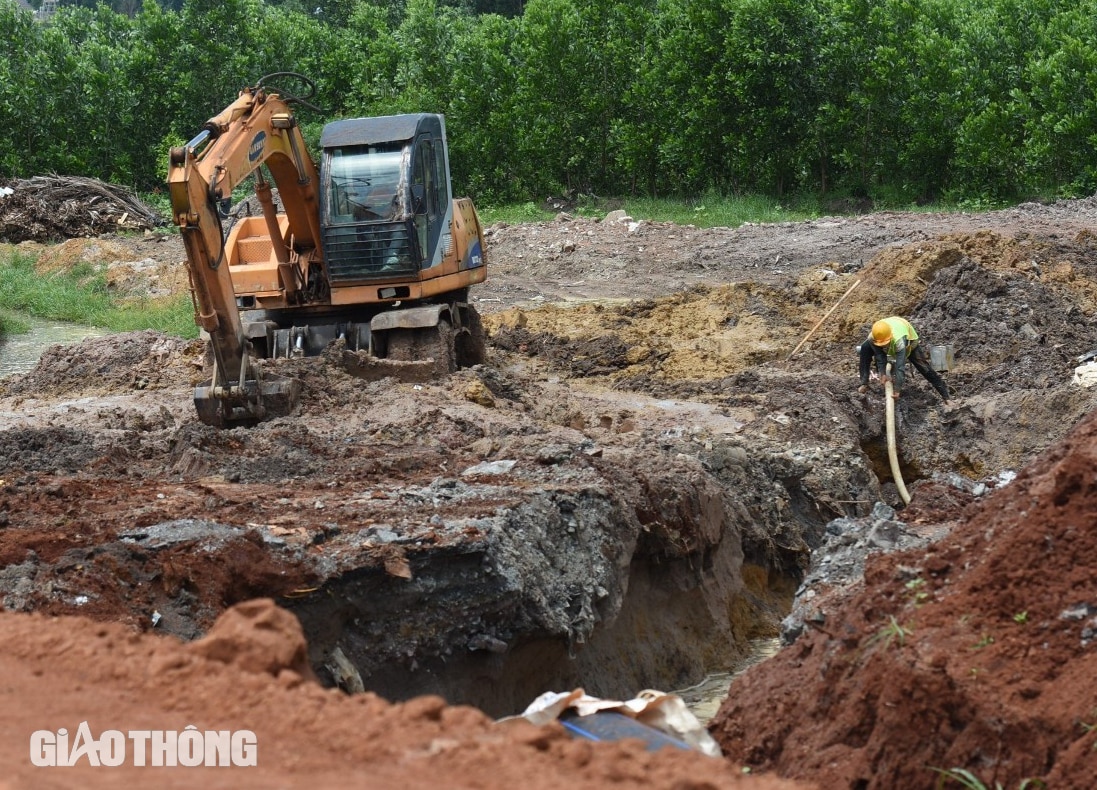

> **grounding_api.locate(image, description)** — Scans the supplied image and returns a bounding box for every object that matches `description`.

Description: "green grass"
[474,189,1000,229]
[622,192,817,227]
[866,615,913,651]
[0,249,197,338]
[477,191,818,228]
[138,189,172,220]
[477,201,559,225]
[0,309,32,338]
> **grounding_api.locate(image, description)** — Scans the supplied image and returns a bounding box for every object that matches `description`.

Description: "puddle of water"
[0,317,105,379]
[676,637,781,724]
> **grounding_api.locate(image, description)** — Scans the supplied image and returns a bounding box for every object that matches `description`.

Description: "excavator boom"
[168,84,315,426]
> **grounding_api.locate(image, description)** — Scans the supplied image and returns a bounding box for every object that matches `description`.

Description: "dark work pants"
[859,340,950,401]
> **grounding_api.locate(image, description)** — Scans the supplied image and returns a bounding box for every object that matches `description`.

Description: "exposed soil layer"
[2,196,1097,786]
[710,409,1097,789]
[0,335,814,712]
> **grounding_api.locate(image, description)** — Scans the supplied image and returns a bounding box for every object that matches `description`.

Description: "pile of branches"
[0,175,167,243]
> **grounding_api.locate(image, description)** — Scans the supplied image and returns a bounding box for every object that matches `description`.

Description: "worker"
[858,316,951,405]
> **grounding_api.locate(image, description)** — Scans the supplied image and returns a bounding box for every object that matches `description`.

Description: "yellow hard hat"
[871,320,892,346]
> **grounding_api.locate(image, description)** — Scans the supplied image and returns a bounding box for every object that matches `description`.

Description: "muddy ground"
[2,197,1097,787]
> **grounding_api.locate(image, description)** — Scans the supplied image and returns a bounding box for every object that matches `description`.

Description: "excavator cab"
[319,114,451,283]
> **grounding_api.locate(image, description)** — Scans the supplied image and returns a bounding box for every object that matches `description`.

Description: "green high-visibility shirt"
[869,317,920,389]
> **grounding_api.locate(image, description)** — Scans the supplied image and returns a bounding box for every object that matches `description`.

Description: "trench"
[278,406,900,720]
[860,436,923,497]
[674,636,781,723]
[0,316,910,722]
[0,316,104,379]
[277,406,935,724]
[285,528,800,720]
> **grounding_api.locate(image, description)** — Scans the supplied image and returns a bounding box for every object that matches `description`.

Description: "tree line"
[31,1,526,18]
[1,0,1095,206]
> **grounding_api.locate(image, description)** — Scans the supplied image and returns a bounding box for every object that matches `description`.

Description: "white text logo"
[30,722,257,767]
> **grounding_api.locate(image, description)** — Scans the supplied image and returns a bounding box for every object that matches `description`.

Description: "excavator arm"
[168,84,316,426]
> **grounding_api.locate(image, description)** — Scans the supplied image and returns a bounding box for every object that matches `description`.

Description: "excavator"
[167,73,487,427]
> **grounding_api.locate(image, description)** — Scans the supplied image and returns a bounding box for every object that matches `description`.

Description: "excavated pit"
[0,331,828,719]
[858,435,923,498]
[286,522,799,717]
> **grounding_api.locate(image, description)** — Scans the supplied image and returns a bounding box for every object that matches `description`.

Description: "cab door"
[411,131,445,270]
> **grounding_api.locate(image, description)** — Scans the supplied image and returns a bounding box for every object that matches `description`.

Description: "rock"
[468,633,509,653]
[468,437,497,458]
[867,520,900,548]
[461,459,517,476]
[780,502,932,645]
[187,598,317,681]
[464,380,496,407]
[325,645,365,693]
[535,444,572,465]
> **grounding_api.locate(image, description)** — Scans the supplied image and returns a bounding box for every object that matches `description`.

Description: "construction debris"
[0,175,164,242]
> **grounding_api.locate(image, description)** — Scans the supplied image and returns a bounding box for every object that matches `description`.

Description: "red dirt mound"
[709,409,1097,788]
[0,598,809,789]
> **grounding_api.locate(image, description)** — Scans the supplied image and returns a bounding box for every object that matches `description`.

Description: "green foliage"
[478,192,817,228]
[1020,3,1097,196]
[972,633,995,650]
[477,202,555,224]
[4,0,1097,204]
[905,577,931,605]
[509,0,589,195]
[0,310,32,337]
[621,192,815,227]
[0,249,196,338]
[445,13,523,201]
[139,189,174,220]
[866,615,912,651]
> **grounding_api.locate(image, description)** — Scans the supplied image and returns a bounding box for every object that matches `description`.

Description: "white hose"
[884,363,912,504]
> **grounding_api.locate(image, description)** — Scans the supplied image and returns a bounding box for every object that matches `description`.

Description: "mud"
[2,196,1097,786]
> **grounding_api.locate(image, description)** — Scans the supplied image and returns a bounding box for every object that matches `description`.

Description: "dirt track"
[2,197,1097,787]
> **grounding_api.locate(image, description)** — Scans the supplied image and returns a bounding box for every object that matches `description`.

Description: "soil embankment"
[710,408,1097,788]
[2,196,1097,786]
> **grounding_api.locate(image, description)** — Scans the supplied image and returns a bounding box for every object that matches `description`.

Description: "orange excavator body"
[168,77,487,427]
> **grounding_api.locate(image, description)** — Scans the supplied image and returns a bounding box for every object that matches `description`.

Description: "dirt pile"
[0,176,163,243]
[709,408,1097,789]
[0,597,804,789]
[485,226,1097,394]
[0,330,203,400]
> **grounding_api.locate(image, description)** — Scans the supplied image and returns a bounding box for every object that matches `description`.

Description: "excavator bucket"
[193,373,301,428]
